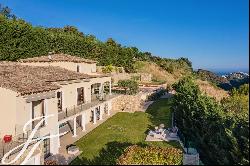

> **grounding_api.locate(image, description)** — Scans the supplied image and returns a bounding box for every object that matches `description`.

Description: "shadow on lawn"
[145,98,173,130]
[70,141,148,165]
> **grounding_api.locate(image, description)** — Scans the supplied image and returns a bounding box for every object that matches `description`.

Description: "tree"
[172,76,249,165]
[238,84,249,95]
[178,57,192,68]
[106,38,118,47]
[118,80,139,95]
[0,5,193,74]
[102,65,114,73]
[0,4,16,19]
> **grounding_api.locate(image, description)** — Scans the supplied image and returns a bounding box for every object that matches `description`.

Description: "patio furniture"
[148,130,155,136]
[159,124,165,129]
[158,128,165,134]
[67,145,79,155]
[152,129,167,140]
[153,133,163,139]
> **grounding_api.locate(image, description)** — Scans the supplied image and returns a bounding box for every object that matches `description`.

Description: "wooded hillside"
[0,5,192,74]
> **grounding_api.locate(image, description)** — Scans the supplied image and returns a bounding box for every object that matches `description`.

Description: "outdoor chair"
[159,123,165,129]
[153,129,166,140]
[154,134,162,139]
[160,129,167,138]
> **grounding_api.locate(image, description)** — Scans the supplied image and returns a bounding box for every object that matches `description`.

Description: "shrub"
[117,79,139,95]
[102,65,114,73]
[151,78,166,85]
[166,84,172,92]
[117,145,182,165]
[131,75,140,81]
[118,67,123,73]
[172,76,249,165]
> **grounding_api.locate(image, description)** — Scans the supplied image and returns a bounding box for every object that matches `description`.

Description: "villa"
[0,54,117,165]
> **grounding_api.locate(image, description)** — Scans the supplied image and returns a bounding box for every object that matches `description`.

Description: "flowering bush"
[44,160,58,165]
[117,145,182,165]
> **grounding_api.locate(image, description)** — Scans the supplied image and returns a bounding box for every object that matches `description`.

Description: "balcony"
[0,129,40,162]
[58,94,119,122]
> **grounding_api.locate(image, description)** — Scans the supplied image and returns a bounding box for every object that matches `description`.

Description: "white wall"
[0,88,17,137]
[79,63,96,73]
[59,81,92,110]
[20,62,97,74]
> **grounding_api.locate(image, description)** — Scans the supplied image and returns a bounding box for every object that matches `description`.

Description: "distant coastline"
[215,70,249,76]
[200,69,249,76]
[194,68,249,76]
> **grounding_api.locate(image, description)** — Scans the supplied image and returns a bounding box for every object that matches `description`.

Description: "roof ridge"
[18,53,97,63]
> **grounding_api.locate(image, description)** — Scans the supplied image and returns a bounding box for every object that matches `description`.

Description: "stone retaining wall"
[111,91,154,113]
[111,73,152,84]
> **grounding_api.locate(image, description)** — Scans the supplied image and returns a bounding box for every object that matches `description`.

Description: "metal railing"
[0,130,40,162]
[58,94,119,122]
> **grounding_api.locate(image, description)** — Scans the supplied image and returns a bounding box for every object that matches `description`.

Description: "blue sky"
[1,0,249,72]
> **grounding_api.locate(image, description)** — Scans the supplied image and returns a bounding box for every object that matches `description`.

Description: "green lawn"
[71,98,180,165]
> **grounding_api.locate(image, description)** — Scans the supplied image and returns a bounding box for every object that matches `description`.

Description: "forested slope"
[0,6,192,75]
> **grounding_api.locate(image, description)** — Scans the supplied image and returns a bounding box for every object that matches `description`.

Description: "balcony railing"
[91,93,107,102]
[0,129,40,162]
[58,94,119,122]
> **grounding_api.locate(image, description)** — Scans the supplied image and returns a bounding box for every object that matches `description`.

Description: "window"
[32,100,45,129]
[57,92,62,111]
[96,106,100,120]
[77,65,80,72]
[77,87,85,105]
[104,103,108,114]
[43,137,50,159]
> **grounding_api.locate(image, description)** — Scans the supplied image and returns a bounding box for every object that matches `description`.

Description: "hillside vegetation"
[196,79,229,101]
[0,6,192,76]
[133,61,191,85]
[196,69,249,90]
[173,77,249,165]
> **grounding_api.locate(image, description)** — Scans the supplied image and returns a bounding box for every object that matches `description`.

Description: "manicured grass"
[146,98,173,128]
[71,98,180,165]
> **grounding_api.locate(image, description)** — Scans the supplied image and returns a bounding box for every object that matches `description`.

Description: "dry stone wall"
[111,73,152,84]
[111,91,154,113]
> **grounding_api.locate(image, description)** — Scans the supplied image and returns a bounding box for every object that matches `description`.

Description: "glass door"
[43,137,50,159]
[32,100,45,129]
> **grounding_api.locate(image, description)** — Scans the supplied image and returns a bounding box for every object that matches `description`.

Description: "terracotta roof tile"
[0,62,92,95]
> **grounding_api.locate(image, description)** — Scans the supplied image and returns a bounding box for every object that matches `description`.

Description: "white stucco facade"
[20,61,96,74]
[0,63,113,165]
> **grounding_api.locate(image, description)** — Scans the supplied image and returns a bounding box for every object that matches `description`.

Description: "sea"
[214,70,249,76]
